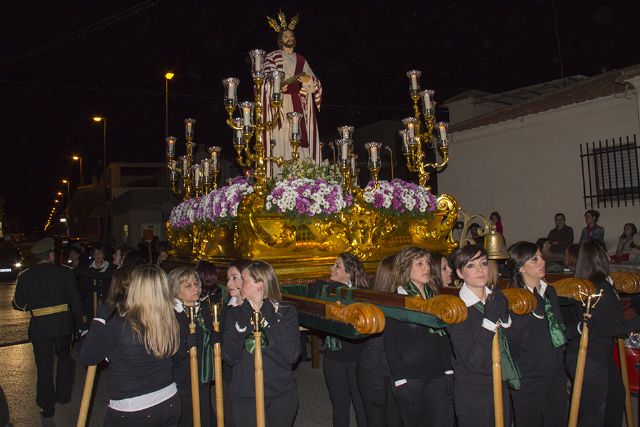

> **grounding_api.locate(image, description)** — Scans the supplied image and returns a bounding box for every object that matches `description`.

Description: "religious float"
[163,15,640,343]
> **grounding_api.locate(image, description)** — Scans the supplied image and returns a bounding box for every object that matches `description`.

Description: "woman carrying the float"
[567,240,640,427]
[319,252,370,427]
[506,241,567,427]
[447,244,520,427]
[168,266,216,427]
[222,260,301,426]
[383,246,454,427]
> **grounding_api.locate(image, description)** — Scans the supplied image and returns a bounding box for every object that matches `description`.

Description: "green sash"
[541,292,567,348]
[244,316,269,354]
[474,302,521,390]
[194,310,215,383]
[404,282,446,336]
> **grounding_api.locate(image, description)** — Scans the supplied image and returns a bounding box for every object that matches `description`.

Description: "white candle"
[411,74,418,90]
[273,72,282,95]
[371,145,378,162]
[211,151,219,169]
[227,80,236,99]
[255,54,262,72]
[422,90,432,110]
[203,160,210,177]
[186,121,192,134]
[351,155,356,173]
[242,106,251,126]
[166,137,175,157]
[407,122,415,139]
[341,141,349,160]
[439,122,448,143]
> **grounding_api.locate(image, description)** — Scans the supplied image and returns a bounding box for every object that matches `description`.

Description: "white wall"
[440,94,640,251]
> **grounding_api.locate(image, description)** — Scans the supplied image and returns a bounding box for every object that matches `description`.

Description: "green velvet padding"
[297,312,364,339]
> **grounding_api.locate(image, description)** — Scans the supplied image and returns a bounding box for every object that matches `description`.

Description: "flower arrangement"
[277,158,340,183]
[169,176,254,229]
[266,178,351,219]
[363,179,437,218]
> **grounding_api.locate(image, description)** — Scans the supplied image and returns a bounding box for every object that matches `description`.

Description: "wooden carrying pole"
[253,311,266,427]
[568,323,589,427]
[492,329,504,427]
[188,306,202,427]
[617,338,634,427]
[212,304,224,427]
[92,278,98,317]
[76,365,96,427]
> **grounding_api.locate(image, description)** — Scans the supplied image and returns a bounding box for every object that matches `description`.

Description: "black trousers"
[356,365,401,427]
[454,381,509,427]
[324,357,367,427]
[31,334,73,416]
[221,377,236,427]
[391,375,454,427]
[177,383,214,427]
[566,354,625,427]
[232,388,298,427]
[510,375,568,427]
[104,392,180,426]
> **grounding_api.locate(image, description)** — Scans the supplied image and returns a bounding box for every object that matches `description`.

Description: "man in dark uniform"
[12,237,88,419]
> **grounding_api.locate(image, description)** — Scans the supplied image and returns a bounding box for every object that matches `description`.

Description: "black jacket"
[13,262,87,339]
[222,300,301,401]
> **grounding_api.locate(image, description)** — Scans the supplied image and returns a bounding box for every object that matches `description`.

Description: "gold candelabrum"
[166,119,222,199]
[401,70,450,191]
[222,49,305,201]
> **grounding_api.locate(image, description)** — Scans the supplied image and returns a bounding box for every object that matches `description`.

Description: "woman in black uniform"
[383,246,454,427]
[566,240,640,427]
[80,264,181,426]
[223,260,301,426]
[447,244,517,427]
[168,266,216,427]
[506,241,568,427]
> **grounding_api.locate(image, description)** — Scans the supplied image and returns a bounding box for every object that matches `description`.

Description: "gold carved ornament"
[266,11,299,33]
[610,271,640,294]
[548,278,596,301]
[502,288,537,315]
[325,301,385,335]
[404,294,468,324]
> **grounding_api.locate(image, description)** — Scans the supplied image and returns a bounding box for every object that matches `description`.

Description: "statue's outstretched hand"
[298,74,311,83]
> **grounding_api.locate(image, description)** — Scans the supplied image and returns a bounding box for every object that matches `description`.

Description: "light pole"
[61,179,71,236]
[57,191,64,206]
[165,72,174,137]
[72,155,84,185]
[93,116,107,177]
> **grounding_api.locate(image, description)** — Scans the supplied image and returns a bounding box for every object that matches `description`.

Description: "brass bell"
[483,223,509,260]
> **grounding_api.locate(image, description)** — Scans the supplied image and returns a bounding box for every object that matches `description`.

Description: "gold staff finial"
[267,10,299,33]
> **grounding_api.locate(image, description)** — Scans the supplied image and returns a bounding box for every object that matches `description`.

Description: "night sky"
[1,0,638,233]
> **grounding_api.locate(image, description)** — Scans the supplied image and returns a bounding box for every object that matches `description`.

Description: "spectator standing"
[490,212,503,234]
[615,223,638,258]
[579,209,605,243]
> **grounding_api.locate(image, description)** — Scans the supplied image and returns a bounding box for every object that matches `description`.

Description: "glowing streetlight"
[165,72,175,137]
[72,155,84,185]
[92,116,107,176]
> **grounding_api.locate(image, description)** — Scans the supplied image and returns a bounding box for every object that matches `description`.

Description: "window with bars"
[580,135,640,208]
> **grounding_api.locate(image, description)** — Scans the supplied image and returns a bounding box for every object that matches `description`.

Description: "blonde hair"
[126,265,180,358]
[167,266,201,299]
[244,261,281,301]
[374,255,395,293]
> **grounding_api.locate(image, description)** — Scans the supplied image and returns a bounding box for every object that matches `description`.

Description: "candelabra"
[335,139,353,194]
[222,49,304,200]
[401,70,450,190]
[166,119,222,199]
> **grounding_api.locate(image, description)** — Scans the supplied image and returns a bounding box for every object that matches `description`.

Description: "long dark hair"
[339,252,370,289]
[391,246,437,295]
[429,252,449,288]
[506,241,539,288]
[620,223,638,240]
[451,244,487,276]
[373,255,395,293]
[575,240,609,283]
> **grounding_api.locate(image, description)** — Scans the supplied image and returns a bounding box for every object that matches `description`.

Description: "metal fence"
[580,135,640,209]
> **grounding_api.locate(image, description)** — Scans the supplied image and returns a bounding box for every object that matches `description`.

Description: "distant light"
[13,262,22,269]
[62,179,69,184]
[59,218,67,223]
[57,192,62,196]
[72,155,80,161]
[165,72,175,80]
[93,116,103,122]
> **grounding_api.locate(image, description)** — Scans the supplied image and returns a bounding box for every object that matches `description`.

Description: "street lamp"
[72,155,84,185]
[93,116,107,177]
[60,179,71,237]
[165,72,175,137]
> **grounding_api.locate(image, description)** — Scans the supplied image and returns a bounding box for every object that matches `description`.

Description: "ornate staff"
[76,365,96,427]
[568,289,603,427]
[490,288,536,427]
[211,303,224,427]
[186,305,202,427]
[251,310,266,427]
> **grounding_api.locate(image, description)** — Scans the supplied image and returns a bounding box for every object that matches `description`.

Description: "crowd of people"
[12,226,640,426]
